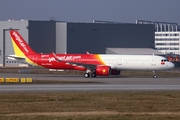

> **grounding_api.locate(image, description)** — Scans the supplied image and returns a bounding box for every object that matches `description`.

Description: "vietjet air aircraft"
[7,30,174,78]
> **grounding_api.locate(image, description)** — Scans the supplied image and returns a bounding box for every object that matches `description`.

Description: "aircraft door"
[118,57,122,65]
[151,56,156,66]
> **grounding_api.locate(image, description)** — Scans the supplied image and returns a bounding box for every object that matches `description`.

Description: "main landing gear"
[84,73,90,78]
[153,71,157,78]
[84,69,96,78]
[84,72,97,78]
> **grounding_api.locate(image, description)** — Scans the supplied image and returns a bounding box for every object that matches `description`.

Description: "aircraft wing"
[52,52,96,68]
[65,61,96,68]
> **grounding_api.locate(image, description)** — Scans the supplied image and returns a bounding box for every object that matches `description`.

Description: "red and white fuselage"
[8,30,175,78]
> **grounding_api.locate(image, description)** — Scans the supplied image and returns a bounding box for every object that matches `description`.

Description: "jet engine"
[95,66,121,76]
[96,66,111,76]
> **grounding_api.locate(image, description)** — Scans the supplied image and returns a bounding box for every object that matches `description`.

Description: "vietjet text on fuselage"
[7,30,175,78]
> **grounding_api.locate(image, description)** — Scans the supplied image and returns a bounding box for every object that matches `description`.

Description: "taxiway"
[0,73,180,92]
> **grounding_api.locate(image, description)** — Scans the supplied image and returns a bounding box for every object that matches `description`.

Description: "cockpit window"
[161,59,169,62]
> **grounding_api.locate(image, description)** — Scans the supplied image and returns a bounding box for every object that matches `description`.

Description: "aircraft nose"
[169,62,175,69]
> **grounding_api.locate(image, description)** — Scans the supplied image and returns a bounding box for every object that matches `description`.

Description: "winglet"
[52,52,61,62]
[86,51,89,54]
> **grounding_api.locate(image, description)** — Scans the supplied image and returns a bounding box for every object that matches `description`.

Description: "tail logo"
[12,31,29,53]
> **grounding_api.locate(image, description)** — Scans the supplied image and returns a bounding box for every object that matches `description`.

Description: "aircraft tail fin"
[10,30,37,57]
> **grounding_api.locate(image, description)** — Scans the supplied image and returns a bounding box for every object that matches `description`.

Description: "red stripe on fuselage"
[26,54,105,70]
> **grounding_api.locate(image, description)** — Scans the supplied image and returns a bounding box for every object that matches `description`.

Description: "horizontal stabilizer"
[6,55,25,61]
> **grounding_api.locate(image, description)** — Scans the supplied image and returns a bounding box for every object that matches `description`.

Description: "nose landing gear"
[153,71,157,78]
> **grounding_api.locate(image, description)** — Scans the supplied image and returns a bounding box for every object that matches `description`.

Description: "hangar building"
[0,20,154,66]
[137,20,180,55]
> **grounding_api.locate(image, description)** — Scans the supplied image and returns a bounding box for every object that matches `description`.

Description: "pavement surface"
[0,73,180,92]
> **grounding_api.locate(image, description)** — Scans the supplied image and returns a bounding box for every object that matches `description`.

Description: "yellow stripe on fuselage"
[97,54,106,65]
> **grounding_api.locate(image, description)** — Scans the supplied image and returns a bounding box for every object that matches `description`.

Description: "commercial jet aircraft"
[7,30,174,78]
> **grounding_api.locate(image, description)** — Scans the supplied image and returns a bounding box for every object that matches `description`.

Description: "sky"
[0,0,180,24]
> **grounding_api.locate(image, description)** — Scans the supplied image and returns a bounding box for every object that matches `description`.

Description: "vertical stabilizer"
[10,30,36,56]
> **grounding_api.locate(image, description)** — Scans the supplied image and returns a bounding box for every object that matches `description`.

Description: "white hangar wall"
[56,22,67,54]
[0,20,56,66]
[0,20,28,66]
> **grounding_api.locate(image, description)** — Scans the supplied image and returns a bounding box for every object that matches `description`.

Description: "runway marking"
[6,78,19,82]
[20,78,26,82]
[0,78,4,82]
[0,78,33,83]
[27,78,33,82]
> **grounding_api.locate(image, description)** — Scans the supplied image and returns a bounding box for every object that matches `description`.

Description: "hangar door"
[4,29,19,66]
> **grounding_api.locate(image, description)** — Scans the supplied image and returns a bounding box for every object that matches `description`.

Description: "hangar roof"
[106,48,163,55]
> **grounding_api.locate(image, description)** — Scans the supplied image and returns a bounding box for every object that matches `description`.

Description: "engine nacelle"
[96,66,111,76]
[110,69,121,75]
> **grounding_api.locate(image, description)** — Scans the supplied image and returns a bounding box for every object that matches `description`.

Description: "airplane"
[7,29,175,78]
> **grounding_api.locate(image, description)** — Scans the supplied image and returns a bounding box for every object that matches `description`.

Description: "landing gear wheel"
[153,75,157,78]
[91,73,97,77]
[84,73,90,78]
[152,71,157,78]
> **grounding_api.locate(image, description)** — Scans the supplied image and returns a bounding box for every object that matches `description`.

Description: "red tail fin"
[10,30,36,55]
